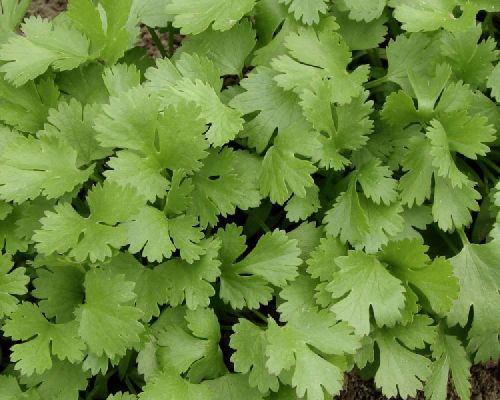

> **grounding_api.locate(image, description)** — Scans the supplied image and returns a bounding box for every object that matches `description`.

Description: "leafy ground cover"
[0,0,499,399]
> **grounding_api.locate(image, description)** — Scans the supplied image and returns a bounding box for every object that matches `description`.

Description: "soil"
[22,1,500,399]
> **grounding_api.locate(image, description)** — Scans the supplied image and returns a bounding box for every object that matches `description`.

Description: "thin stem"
[167,22,175,57]
[482,158,500,175]
[364,75,388,89]
[477,160,497,184]
[147,27,167,58]
[251,310,268,324]
[435,226,459,254]
[457,228,470,246]
[368,49,383,69]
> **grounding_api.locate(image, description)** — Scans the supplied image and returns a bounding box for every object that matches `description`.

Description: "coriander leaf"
[123,207,176,263]
[0,75,59,133]
[441,24,498,89]
[177,20,256,76]
[139,369,211,399]
[260,120,320,204]
[373,315,435,398]
[107,393,137,400]
[216,224,301,309]
[39,99,110,166]
[357,159,398,205]
[447,241,500,362]
[75,268,144,358]
[159,239,221,309]
[166,0,256,34]
[425,327,471,400]
[379,239,459,315]
[230,66,303,152]
[104,253,170,322]
[32,264,85,323]
[278,0,328,25]
[190,149,261,227]
[0,16,90,86]
[0,254,28,318]
[399,134,435,207]
[230,319,280,393]
[0,134,93,203]
[304,90,374,170]
[390,0,477,32]
[21,360,90,400]
[203,374,264,400]
[306,236,346,282]
[3,302,85,375]
[102,63,141,97]
[327,251,406,335]
[156,307,226,382]
[487,63,500,102]
[277,273,320,320]
[285,186,320,222]
[333,6,388,50]
[272,22,369,105]
[0,375,39,400]
[386,32,442,93]
[0,0,31,43]
[266,311,359,400]
[337,0,386,22]
[432,176,480,232]
[34,182,145,262]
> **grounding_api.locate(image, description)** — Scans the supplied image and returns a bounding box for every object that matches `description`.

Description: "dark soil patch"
[22,1,500,399]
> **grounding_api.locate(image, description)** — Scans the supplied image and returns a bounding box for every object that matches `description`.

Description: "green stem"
[364,75,388,89]
[457,228,470,246]
[167,22,175,57]
[482,158,500,175]
[435,226,459,254]
[251,310,268,323]
[147,27,167,58]
[368,49,383,69]
[477,160,497,184]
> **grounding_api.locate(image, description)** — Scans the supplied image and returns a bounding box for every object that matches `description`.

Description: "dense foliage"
[0,0,499,399]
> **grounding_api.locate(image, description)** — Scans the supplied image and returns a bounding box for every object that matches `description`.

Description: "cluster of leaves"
[0,0,499,399]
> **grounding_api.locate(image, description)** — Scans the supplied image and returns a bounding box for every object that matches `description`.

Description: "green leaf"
[177,20,256,76]
[158,239,221,309]
[272,22,369,105]
[216,224,301,309]
[0,133,92,203]
[487,63,500,102]
[278,0,329,25]
[156,307,226,382]
[3,302,85,375]
[0,75,59,133]
[327,251,406,335]
[440,24,498,89]
[32,264,85,323]
[425,326,471,400]
[379,239,459,315]
[166,0,257,34]
[34,182,145,262]
[230,319,280,393]
[260,120,320,204]
[75,268,144,358]
[139,369,211,399]
[266,311,360,400]
[104,253,170,322]
[391,0,477,32]
[230,67,303,153]
[39,99,110,166]
[190,149,261,227]
[0,16,90,86]
[0,375,39,400]
[0,253,28,318]
[337,0,386,22]
[21,360,90,400]
[447,241,500,362]
[373,315,435,398]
